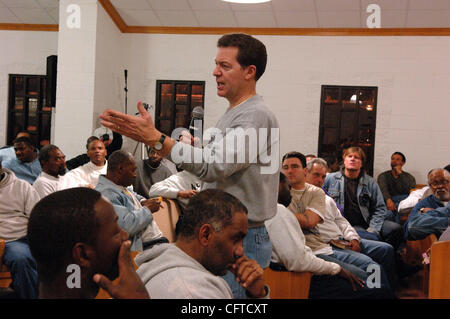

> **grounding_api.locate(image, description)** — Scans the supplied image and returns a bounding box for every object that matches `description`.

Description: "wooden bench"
[428,240,450,299]
[263,263,311,299]
[404,233,437,297]
[0,239,12,289]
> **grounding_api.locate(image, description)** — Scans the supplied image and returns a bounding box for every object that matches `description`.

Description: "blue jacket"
[323,171,387,235]
[2,157,41,184]
[95,175,152,251]
[405,194,446,240]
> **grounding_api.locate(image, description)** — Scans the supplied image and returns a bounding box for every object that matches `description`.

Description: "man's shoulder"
[305,183,325,194]
[325,171,342,182]
[2,157,19,168]
[378,170,391,178]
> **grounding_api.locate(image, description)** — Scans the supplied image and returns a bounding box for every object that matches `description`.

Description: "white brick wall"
[1,23,449,184]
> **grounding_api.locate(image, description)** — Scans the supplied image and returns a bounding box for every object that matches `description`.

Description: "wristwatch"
[154,134,166,151]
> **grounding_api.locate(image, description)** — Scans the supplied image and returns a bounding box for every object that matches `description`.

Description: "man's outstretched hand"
[100,101,159,146]
[93,240,149,299]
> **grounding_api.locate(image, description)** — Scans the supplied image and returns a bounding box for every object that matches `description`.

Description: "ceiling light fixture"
[222,0,271,4]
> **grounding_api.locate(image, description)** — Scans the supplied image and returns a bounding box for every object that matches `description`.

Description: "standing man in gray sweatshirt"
[100,33,279,298]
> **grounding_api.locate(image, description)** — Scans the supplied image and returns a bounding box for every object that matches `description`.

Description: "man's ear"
[198,224,214,246]
[72,243,96,268]
[244,65,256,80]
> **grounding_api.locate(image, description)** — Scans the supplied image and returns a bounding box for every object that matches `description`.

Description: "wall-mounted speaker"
[46,55,57,108]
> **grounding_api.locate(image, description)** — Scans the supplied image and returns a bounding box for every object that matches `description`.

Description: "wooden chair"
[0,239,13,289]
[404,233,437,296]
[263,266,311,299]
[428,240,450,299]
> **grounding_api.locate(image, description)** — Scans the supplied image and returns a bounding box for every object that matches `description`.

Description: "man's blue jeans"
[330,239,394,291]
[3,238,38,299]
[222,225,272,299]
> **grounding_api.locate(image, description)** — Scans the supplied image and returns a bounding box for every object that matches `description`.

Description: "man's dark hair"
[86,136,99,150]
[217,33,267,81]
[282,151,306,169]
[392,151,406,162]
[175,189,248,240]
[445,164,450,173]
[107,150,133,172]
[13,136,35,148]
[38,144,60,164]
[28,188,102,283]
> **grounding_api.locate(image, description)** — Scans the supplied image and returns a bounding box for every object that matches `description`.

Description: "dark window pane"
[40,113,51,140]
[175,114,188,128]
[191,84,204,107]
[14,77,25,95]
[14,97,24,110]
[359,88,375,105]
[341,88,357,110]
[13,112,25,131]
[176,84,188,103]
[322,128,337,145]
[160,84,173,117]
[27,78,40,96]
[339,128,355,148]
[323,104,339,127]
[340,111,356,128]
[159,120,172,136]
[324,88,339,104]
[359,105,375,127]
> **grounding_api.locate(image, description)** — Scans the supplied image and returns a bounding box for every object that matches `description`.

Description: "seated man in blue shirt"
[95,150,165,252]
[406,168,449,240]
[2,137,41,184]
[0,131,31,165]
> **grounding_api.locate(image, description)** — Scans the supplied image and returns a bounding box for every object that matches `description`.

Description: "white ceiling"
[1,0,450,28]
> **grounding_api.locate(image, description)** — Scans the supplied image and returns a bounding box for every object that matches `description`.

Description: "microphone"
[189,106,204,146]
[189,106,204,135]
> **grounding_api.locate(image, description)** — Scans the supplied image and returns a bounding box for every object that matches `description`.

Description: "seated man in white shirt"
[65,139,107,188]
[305,157,396,291]
[0,162,40,298]
[265,173,392,298]
[149,169,202,211]
[33,144,67,199]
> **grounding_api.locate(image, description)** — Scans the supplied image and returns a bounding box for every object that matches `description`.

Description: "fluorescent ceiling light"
[222,0,271,3]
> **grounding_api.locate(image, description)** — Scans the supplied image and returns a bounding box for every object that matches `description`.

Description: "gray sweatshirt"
[168,95,280,227]
[135,243,234,299]
[0,168,40,241]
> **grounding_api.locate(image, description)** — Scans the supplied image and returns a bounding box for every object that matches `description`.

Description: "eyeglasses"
[430,180,449,187]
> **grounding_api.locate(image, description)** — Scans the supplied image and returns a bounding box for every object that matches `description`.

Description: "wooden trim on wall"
[0,23,58,32]
[1,0,449,36]
[98,0,126,32]
[123,26,450,36]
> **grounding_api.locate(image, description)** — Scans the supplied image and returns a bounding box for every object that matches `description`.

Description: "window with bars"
[318,85,378,176]
[7,74,51,148]
[155,80,205,138]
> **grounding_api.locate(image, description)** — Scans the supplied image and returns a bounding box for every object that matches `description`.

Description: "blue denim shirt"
[95,175,152,251]
[404,194,444,239]
[407,204,450,240]
[2,157,41,184]
[323,171,387,235]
